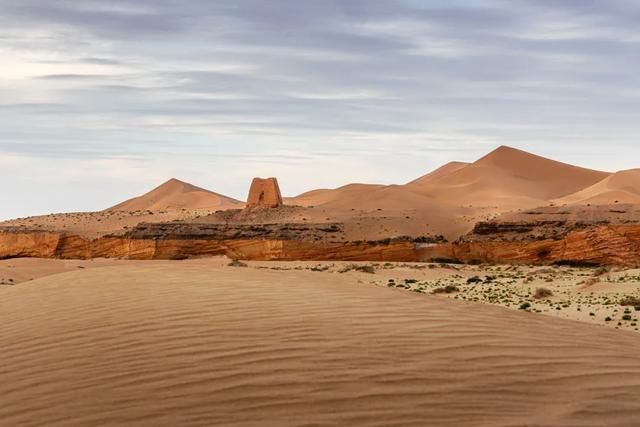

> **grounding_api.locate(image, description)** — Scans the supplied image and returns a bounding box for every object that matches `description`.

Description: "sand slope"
[3,260,640,426]
[289,146,609,212]
[286,183,385,207]
[557,169,640,205]
[405,145,610,208]
[405,160,470,186]
[109,178,242,211]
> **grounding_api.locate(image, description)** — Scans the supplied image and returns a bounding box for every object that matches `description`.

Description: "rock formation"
[246,177,283,208]
[2,223,640,265]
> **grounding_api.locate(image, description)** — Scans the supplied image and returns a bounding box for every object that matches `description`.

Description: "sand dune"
[405,145,610,208]
[405,160,470,186]
[109,178,242,211]
[3,260,640,426]
[289,146,610,213]
[557,169,640,205]
[286,183,385,207]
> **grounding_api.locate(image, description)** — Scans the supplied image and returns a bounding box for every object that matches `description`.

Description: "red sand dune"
[557,169,640,205]
[404,145,610,208]
[290,146,610,212]
[108,178,242,212]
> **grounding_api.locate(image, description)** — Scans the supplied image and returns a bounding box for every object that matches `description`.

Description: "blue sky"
[2,0,640,219]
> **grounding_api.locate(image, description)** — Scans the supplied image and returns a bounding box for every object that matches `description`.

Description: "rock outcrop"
[0,229,416,261]
[246,177,283,208]
[2,221,640,266]
[419,224,640,266]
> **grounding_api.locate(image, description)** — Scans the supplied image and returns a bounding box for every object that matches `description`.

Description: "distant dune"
[289,146,610,213]
[2,145,630,242]
[285,183,385,207]
[405,160,470,186]
[108,178,242,211]
[3,260,640,426]
[403,145,610,208]
[557,169,640,205]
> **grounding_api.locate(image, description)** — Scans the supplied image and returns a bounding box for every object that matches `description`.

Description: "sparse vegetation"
[534,287,554,299]
[339,264,375,274]
[432,285,459,294]
[620,296,640,306]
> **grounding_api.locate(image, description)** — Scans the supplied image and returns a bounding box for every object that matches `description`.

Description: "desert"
[3,144,640,426]
[4,1,640,425]
[4,258,640,427]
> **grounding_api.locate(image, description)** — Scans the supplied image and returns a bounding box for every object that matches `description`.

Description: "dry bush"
[533,287,553,299]
[620,296,640,306]
[579,277,600,288]
[593,267,610,277]
[432,285,459,294]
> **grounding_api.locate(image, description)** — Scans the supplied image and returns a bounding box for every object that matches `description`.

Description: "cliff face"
[0,230,416,262]
[2,223,640,266]
[420,224,640,266]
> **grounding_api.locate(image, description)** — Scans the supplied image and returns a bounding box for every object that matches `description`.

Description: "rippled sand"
[3,259,640,426]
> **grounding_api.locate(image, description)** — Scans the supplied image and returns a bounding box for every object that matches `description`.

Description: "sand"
[557,169,640,205]
[2,145,627,242]
[109,178,243,212]
[3,258,640,426]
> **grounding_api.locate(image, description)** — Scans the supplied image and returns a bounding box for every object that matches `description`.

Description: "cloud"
[1,0,640,217]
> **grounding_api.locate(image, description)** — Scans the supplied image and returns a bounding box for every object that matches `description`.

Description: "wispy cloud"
[1,0,640,218]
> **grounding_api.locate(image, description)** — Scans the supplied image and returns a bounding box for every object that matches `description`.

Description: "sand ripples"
[3,261,640,426]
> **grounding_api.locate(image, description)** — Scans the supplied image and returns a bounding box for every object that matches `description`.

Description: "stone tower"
[246,177,283,208]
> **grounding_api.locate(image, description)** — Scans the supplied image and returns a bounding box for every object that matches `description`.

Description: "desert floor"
[3,258,640,426]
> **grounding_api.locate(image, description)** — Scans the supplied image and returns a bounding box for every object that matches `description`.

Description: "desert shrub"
[623,314,633,321]
[620,296,640,306]
[355,265,375,274]
[228,259,248,267]
[519,302,531,310]
[534,287,554,299]
[432,285,459,294]
[339,264,375,274]
[554,260,601,268]
[429,257,463,265]
[593,267,610,277]
[580,277,600,287]
[466,276,482,284]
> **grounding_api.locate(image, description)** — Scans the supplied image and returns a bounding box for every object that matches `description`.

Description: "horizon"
[0,143,627,220]
[3,1,640,219]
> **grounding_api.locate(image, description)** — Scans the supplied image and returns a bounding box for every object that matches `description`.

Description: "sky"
[2,0,640,219]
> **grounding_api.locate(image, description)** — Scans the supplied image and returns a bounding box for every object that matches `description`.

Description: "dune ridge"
[557,169,640,205]
[289,146,610,213]
[3,261,640,426]
[108,178,242,211]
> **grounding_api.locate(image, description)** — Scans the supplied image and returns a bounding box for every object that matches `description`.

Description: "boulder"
[246,177,283,209]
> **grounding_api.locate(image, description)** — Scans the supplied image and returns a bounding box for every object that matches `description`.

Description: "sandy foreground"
[3,258,640,426]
